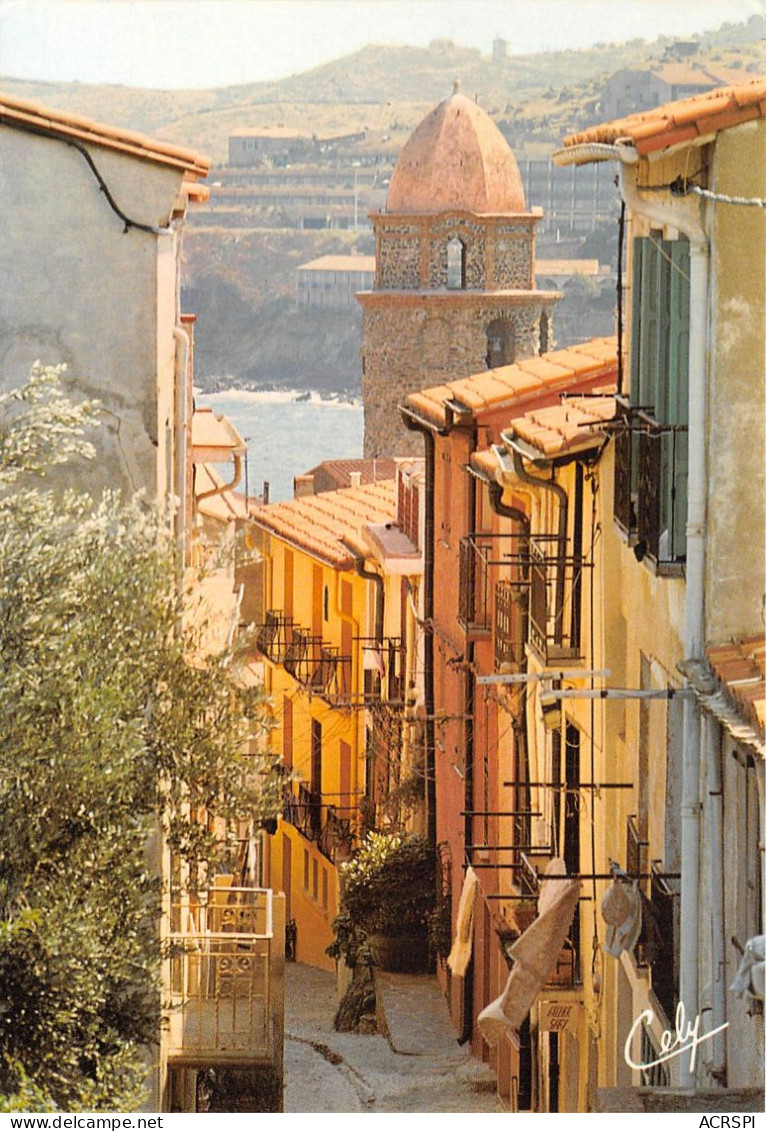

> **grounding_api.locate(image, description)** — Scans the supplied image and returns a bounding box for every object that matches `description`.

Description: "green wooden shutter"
[665,238,690,559]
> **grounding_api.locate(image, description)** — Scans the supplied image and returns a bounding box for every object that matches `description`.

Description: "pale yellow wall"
[705,119,766,642]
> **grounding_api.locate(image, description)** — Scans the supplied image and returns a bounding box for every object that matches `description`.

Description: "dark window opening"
[486,318,516,369]
[540,312,550,355]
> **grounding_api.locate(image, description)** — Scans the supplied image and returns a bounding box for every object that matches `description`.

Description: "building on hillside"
[515,157,619,240]
[249,474,428,968]
[294,457,397,496]
[598,63,755,123]
[400,338,618,1108]
[296,255,376,308]
[542,76,766,1109]
[359,84,561,459]
[228,127,367,167]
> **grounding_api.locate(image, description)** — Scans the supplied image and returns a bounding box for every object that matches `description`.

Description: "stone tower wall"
[375,213,536,293]
[360,296,556,458]
[362,208,558,457]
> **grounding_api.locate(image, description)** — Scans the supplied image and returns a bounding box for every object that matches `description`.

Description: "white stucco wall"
[0,124,186,499]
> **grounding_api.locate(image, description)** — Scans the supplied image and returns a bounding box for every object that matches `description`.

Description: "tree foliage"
[0,366,278,1110]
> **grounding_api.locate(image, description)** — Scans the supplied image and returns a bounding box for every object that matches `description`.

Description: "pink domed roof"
[386,87,526,215]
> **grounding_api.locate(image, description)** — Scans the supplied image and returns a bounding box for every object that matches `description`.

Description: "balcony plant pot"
[366,931,430,974]
[511,900,538,934]
[333,832,436,975]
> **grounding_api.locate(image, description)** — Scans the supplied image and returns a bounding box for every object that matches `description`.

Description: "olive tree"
[0,366,278,1111]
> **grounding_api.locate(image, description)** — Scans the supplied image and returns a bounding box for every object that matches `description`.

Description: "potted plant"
[511,898,538,934]
[339,831,436,973]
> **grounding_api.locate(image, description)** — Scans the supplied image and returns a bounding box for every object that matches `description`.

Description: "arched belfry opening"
[447,236,466,289]
[540,312,550,355]
[486,318,516,369]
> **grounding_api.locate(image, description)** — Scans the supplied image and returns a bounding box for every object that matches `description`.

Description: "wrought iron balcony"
[613,398,636,536]
[255,610,296,664]
[458,532,528,635]
[282,782,355,861]
[635,863,679,1024]
[495,579,527,670]
[282,781,323,840]
[359,636,406,703]
[166,886,274,1067]
[612,397,688,568]
[317,806,354,863]
[527,535,588,664]
[626,814,649,897]
[283,626,308,678]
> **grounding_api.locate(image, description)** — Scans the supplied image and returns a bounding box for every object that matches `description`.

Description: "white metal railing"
[166,886,274,1064]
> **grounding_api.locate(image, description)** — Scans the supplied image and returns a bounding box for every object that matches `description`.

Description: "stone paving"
[283,961,498,1113]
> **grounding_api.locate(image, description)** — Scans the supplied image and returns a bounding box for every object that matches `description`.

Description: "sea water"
[196,388,364,503]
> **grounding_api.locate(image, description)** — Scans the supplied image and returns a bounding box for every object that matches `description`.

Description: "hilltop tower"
[359,84,559,457]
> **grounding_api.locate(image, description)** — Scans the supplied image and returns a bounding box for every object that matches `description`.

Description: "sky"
[0,0,761,90]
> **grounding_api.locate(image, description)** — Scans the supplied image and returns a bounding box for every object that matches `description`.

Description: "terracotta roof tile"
[249,480,396,568]
[511,394,617,457]
[469,448,498,479]
[0,92,210,177]
[403,337,618,428]
[707,636,766,738]
[562,77,766,157]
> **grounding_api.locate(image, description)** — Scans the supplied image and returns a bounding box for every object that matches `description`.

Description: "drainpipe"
[195,451,244,503]
[173,325,190,552]
[348,554,385,646]
[487,479,531,539]
[554,138,710,1085]
[703,711,727,1083]
[401,411,437,848]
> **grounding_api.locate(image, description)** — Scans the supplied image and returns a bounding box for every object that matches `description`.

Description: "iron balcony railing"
[282,782,355,861]
[359,636,406,704]
[260,621,350,704]
[166,886,273,1066]
[626,814,649,898]
[613,398,636,536]
[635,863,679,1025]
[527,535,588,664]
[255,610,296,665]
[495,579,528,670]
[458,533,528,634]
[612,396,688,567]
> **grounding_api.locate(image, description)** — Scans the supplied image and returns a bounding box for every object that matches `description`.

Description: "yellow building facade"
[250,481,399,969]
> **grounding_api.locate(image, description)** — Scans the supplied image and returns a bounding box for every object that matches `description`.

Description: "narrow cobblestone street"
[284,962,499,1113]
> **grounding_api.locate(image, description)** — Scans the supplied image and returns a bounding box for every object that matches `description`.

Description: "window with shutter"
[616,235,690,567]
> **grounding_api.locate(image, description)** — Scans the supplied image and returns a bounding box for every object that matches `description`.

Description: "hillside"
[181,227,370,391]
[3,16,763,390]
[2,17,762,163]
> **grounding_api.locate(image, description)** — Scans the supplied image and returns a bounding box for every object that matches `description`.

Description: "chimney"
[349,471,362,489]
[294,474,315,498]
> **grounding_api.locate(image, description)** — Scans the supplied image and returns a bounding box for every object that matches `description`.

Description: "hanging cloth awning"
[447,865,479,978]
[477,858,581,1048]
